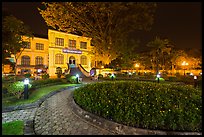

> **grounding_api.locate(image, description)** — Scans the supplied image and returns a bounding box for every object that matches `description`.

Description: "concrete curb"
[69,91,202,135]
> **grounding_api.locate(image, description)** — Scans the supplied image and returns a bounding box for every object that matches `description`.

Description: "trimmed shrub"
[168,76,177,82]
[42,73,50,79]
[74,81,202,132]
[5,81,32,99]
[30,78,64,89]
[98,74,103,79]
[65,74,77,83]
[24,73,31,78]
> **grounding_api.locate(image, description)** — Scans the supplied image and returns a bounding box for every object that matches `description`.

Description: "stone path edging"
[69,91,202,135]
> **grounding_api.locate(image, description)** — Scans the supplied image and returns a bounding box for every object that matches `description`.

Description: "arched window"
[21,55,30,65]
[55,54,64,64]
[35,56,43,65]
[81,55,87,65]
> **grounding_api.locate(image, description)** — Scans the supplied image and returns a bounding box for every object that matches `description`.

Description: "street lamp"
[194,76,197,88]
[24,78,29,99]
[157,73,160,83]
[111,73,115,81]
[181,61,188,76]
[76,74,79,84]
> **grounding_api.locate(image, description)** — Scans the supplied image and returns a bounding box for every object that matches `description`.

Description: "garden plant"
[73,81,202,132]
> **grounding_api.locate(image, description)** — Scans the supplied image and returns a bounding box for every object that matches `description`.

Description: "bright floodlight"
[194,76,197,80]
[24,78,29,85]
[76,74,79,78]
[190,73,194,76]
[157,74,160,78]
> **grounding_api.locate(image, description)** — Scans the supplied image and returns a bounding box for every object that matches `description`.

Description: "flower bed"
[73,81,202,132]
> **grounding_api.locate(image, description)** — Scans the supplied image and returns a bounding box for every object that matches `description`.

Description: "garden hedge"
[73,81,202,132]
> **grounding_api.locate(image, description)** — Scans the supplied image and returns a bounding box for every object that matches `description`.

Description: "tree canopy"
[38,2,157,64]
[2,12,33,75]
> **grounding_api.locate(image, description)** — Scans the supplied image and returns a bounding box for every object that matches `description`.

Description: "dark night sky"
[2,2,202,51]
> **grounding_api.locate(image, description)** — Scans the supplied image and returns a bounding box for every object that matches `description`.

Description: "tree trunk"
[14,59,18,81]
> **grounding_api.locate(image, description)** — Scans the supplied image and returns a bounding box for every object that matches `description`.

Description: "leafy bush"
[41,73,50,79]
[65,74,77,84]
[24,73,31,78]
[168,76,177,82]
[98,74,103,78]
[5,81,32,99]
[30,78,65,89]
[74,81,202,132]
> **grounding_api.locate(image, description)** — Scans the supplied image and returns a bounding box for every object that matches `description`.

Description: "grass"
[2,120,24,135]
[2,83,77,107]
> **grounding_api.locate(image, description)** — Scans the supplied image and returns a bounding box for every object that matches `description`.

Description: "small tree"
[2,15,33,80]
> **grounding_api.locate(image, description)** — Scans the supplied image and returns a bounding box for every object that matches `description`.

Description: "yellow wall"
[2,29,95,77]
[48,29,94,77]
[16,36,49,74]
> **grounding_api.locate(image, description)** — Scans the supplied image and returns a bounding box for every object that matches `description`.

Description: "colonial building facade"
[48,29,94,77]
[3,29,95,77]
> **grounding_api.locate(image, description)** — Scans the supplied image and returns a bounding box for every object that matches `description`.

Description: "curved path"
[34,87,114,135]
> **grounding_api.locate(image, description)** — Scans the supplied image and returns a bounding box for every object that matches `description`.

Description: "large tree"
[38,2,157,65]
[2,14,33,78]
[146,37,173,74]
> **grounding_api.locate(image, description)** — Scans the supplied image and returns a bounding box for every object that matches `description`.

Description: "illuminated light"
[24,78,29,85]
[101,66,104,68]
[76,74,79,78]
[200,72,202,75]
[111,73,115,77]
[182,61,188,66]
[144,72,146,73]
[190,73,194,76]
[128,72,132,75]
[157,74,160,78]
[37,69,42,73]
[135,64,139,68]
[194,76,197,79]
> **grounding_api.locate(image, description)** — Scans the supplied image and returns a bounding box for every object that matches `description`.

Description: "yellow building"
[48,29,94,77]
[3,29,95,77]
[16,36,49,75]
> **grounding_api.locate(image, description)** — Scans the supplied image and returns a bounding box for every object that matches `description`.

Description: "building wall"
[2,29,95,77]
[48,29,94,77]
[16,36,49,74]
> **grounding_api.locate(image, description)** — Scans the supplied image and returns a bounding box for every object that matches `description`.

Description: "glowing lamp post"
[76,74,79,84]
[157,74,160,83]
[194,76,197,88]
[182,61,188,76]
[24,78,29,99]
[111,73,115,81]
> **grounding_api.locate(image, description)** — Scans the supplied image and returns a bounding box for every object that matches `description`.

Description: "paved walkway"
[34,87,114,135]
[2,108,37,124]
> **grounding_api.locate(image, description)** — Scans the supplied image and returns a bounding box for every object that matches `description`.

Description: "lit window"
[21,55,30,65]
[69,40,76,48]
[80,42,87,49]
[36,43,44,50]
[55,38,64,46]
[81,55,87,65]
[35,56,43,65]
[55,54,64,64]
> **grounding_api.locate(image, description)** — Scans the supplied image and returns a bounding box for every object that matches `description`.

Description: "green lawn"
[2,83,77,107]
[2,120,24,135]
